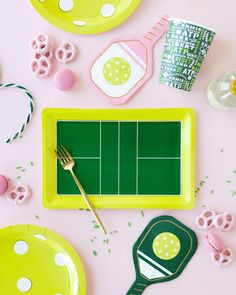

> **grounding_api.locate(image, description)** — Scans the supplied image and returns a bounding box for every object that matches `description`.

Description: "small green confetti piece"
[231,191,236,197]
[17,176,21,179]
[220,149,224,153]
[21,169,26,172]
[30,161,34,166]
[108,249,111,253]
[110,230,118,235]
[93,224,99,229]
[90,239,94,242]
[16,166,22,169]
[196,177,209,195]
[200,180,205,187]
[202,205,206,208]
[141,211,145,217]
[93,250,97,256]
[128,222,131,227]
[34,215,39,219]
[226,180,231,183]
[233,170,236,174]
[210,190,214,194]
[103,239,109,244]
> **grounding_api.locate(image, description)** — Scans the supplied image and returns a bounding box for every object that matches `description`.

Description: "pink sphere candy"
[0,175,8,196]
[54,68,76,91]
[205,233,225,253]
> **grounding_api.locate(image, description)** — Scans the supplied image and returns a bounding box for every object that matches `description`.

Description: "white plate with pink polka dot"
[0,224,86,295]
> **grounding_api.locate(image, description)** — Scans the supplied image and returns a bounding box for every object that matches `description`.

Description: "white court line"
[118,122,120,195]
[136,122,139,194]
[100,122,102,195]
[73,157,100,159]
[138,157,181,160]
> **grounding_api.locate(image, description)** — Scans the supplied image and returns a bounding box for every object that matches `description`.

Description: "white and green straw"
[0,83,34,143]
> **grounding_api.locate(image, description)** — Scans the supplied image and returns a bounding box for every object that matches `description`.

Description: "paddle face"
[127,216,198,294]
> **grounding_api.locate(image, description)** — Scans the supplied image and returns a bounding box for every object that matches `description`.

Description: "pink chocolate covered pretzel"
[211,246,235,267]
[55,42,78,64]
[213,213,235,232]
[7,182,31,205]
[195,209,216,230]
[30,33,50,54]
[30,56,52,79]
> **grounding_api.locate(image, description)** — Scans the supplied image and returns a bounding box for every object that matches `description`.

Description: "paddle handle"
[141,15,168,47]
[126,280,147,295]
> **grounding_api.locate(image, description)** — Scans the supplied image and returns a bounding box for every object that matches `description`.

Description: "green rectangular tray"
[42,108,195,209]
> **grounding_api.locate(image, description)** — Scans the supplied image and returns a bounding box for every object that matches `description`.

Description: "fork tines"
[55,145,72,164]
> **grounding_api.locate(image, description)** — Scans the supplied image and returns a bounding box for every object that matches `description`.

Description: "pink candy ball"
[205,233,225,253]
[0,175,8,196]
[54,68,76,91]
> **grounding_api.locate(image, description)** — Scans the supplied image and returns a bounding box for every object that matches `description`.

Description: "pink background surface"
[0,0,236,294]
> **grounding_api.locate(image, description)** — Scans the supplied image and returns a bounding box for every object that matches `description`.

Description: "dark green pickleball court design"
[56,121,181,196]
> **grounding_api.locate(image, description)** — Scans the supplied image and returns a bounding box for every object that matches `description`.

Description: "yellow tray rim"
[42,108,196,209]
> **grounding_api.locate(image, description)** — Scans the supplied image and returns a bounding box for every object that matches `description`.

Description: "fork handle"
[70,169,107,235]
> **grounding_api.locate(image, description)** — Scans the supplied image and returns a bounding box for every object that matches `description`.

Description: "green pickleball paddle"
[126,216,198,295]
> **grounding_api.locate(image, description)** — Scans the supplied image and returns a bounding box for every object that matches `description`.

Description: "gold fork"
[55,144,107,235]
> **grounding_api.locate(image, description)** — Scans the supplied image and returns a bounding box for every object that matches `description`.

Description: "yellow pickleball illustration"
[103,57,131,85]
[152,232,181,260]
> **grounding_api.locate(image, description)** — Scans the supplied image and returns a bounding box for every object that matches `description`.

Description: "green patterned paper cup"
[160,18,216,91]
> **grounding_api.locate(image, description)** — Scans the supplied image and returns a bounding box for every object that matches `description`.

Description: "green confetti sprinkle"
[93,250,97,256]
[16,166,22,169]
[30,161,34,166]
[220,149,224,153]
[140,211,145,217]
[110,230,118,235]
[103,239,109,244]
[21,169,26,172]
[226,180,231,183]
[34,215,39,219]
[128,222,131,227]
[233,170,236,174]
[108,249,111,253]
[231,191,236,197]
[90,239,94,242]
[200,180,205,187]
[196,176,209,195]
[92,220,99,229]
[16,176,21,179]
